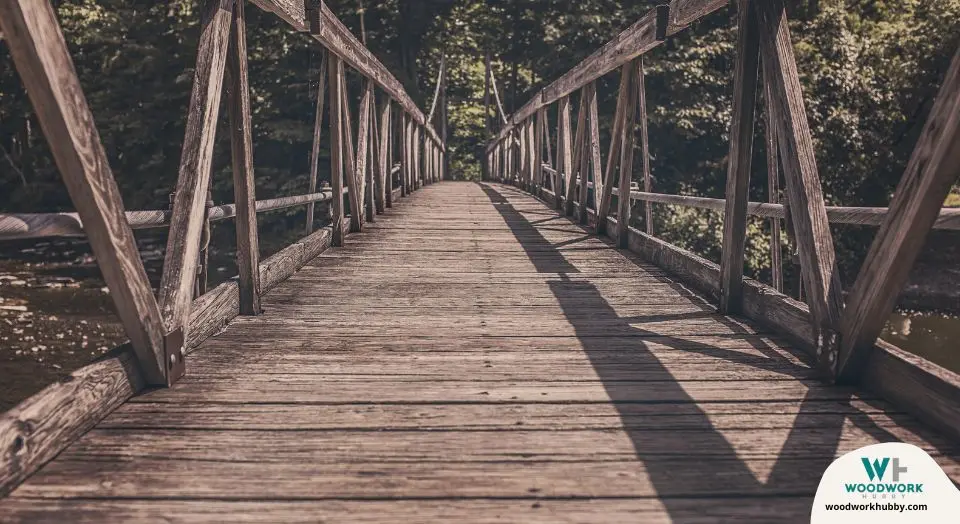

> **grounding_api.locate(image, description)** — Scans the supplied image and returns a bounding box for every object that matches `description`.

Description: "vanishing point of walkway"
[2,182,958,522]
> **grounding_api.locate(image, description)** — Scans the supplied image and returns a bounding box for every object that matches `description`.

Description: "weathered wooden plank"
[0,348,143,497]
[0,0,167,383]
[764,80,783,292]
[719,0,760,315]
[0,498,816,524]
[617,60,641,248]
[637,59,653,235]
[755,0,843,378]
[355,81,373,224]
[596,65,631,235]
[305,51,328,234]
[327,55,346,246]
[226,0,262,316]
[836,46,960,382]
[491,0,727,143]
[339,69,362,232]
[158,0,235,332]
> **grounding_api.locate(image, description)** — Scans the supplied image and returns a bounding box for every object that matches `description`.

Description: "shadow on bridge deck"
[1,181,957,522]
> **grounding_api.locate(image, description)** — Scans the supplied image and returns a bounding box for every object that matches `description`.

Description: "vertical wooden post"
[355,82,373,224]
[577,84,592,222]
[719,0,761,315]
[765,80,783,292]
[400,113,409,196]
[637,57,653,235]
[226,0,261,316]
[569,89,588,217]
[158,0,234,332]
[305,51,328,234]
[755,0,844,377]
[0,0,168,384]
[836,46,960,382]
[558,97,573,210]
[597,65,631,235]
[527,119,536,191]
[534,108,545,191]
[340,73,362,232]
[585,81,603,226]
[328,55,346,246]
[617,59,640,249]
[377,98,391,212]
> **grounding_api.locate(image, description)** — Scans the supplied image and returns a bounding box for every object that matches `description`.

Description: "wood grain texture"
[327,55,346,246]
[755,0,843,377]
[719,0,760,315]
[617,60,640,248]
[490,0,728,146]
[596,66,630,235]
[4,182,956,523]
[570,88,589,217]
[0,0,167,383]
[305,50,328,234]
[226,0,262,316]
[764,79,784,292]
[355,81,373,224]
[159,0,235,333]
[558,96,575,213]
[837,46,960,382]
[340,69,362,232]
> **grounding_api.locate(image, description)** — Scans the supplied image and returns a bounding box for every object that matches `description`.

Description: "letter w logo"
[861,458,890,481]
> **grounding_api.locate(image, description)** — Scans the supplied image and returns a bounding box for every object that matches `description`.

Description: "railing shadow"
[475,182,935,519]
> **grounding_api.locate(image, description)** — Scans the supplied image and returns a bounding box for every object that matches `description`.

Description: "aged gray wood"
[569,88,589,217]
[755,0,843,378]
[719,0,760,315]
[3,182,959,522]
[355,81,373,224]
[596,65,630,235]
[637,58,653,235]
[617,60,640,248]
[594,212,960,442]
[836,47,960,382]
[491,0,728,144]
[159,0,235,333]
[0,0,168,384]
[558,96,575,213]
[764,80,783,292]
[305,50,328,234]
[586,81,603,224]
[340,70,363,232]
[327,55,346,246]
[226,0,261,316]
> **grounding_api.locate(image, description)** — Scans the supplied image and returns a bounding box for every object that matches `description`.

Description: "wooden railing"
[0,0,444,494]
[487,0,960,438]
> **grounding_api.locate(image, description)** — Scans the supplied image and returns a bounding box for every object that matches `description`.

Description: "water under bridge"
[0,0,959,521]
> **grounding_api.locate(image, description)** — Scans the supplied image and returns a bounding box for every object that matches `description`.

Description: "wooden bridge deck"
[3,182,958,522]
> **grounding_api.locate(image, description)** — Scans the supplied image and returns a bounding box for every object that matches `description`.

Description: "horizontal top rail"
[537,164,960,230]
[488,0,727,149]
[250,0,443,149]
[0,163,403,240]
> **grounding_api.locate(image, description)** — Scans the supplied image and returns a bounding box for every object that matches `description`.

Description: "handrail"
[488,0,726,149]
[487,0,960,441]
[541,164,960,230]
[0,162,405,240]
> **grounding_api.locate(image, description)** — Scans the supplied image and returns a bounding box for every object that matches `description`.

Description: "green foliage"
[1,0,958,281]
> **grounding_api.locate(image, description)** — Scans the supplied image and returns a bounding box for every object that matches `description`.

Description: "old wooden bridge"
[1,0,959,521]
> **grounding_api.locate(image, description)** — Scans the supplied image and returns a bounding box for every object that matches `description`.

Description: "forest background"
[1,0,959,287]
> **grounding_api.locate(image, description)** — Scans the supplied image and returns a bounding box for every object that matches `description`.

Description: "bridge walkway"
[2,182,957,522]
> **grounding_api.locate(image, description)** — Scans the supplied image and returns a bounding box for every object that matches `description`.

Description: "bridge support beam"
[616,59,641,249]
[328,55,347,246]
[755,0,844,379]
[836,47,960,383]
[226,0,263,316]
[719,0,761,315]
